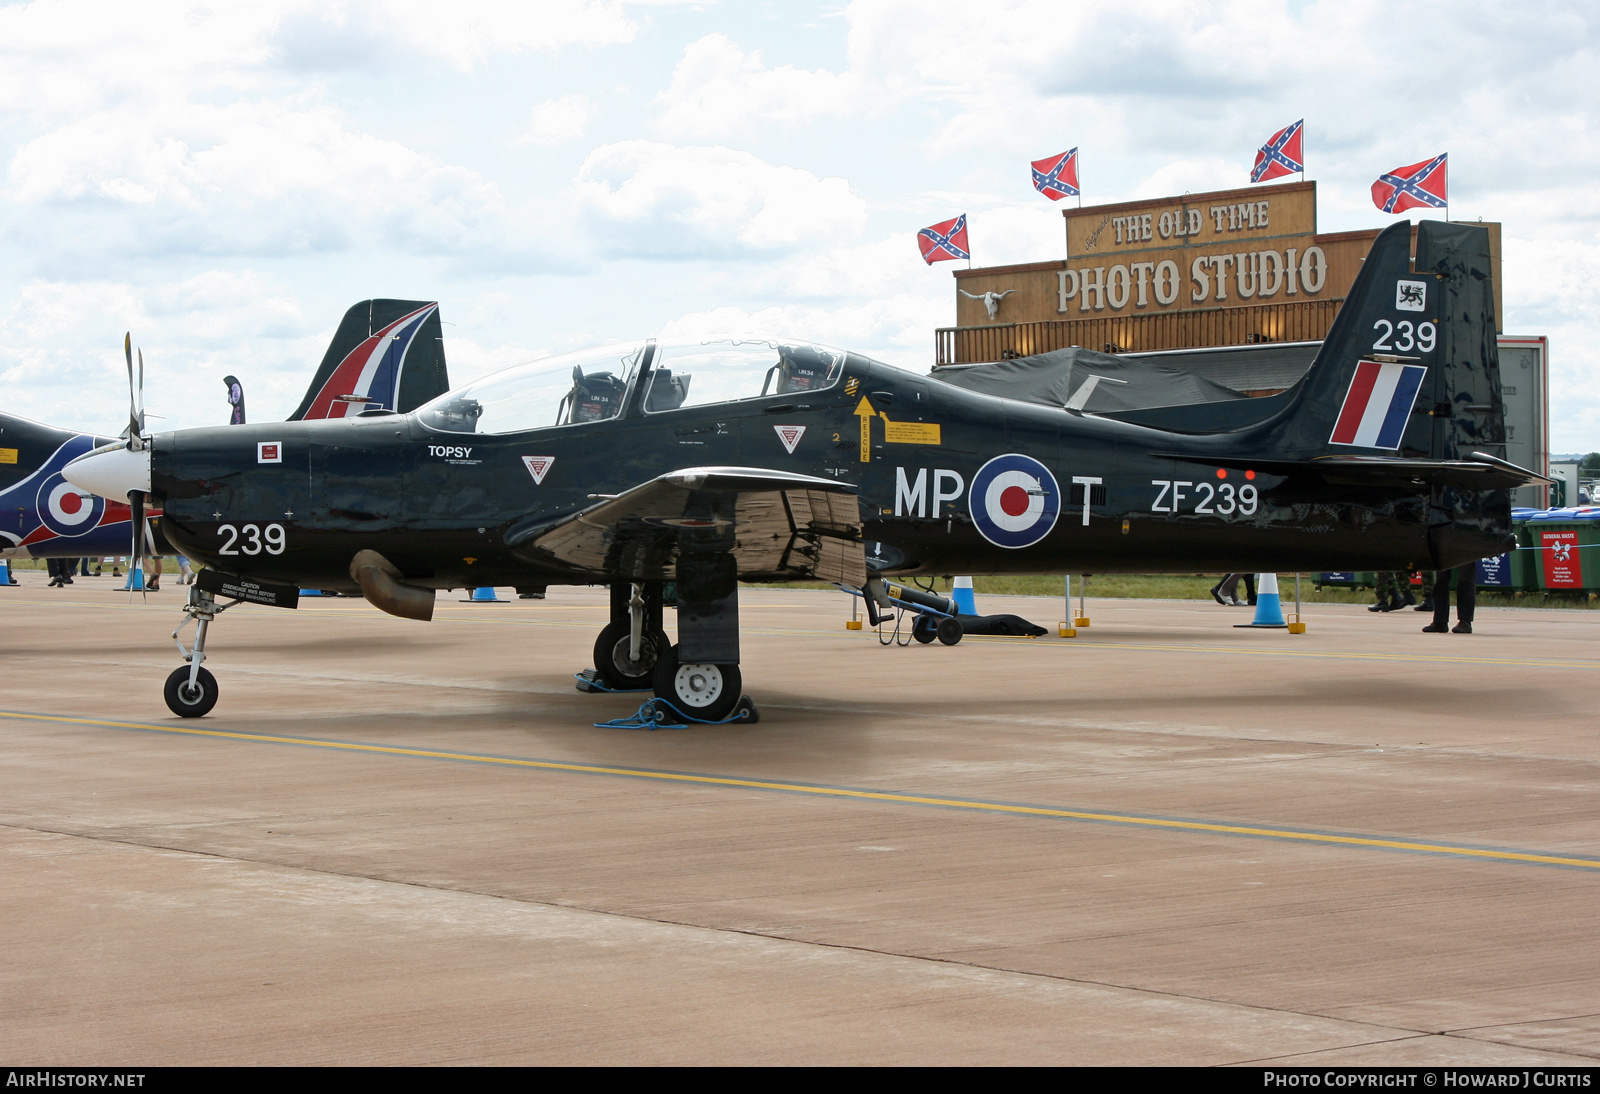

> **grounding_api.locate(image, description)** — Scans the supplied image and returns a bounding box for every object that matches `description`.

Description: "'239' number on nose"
[217,523,286,556]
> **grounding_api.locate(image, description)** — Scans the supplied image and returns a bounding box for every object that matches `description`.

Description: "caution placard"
[196,567,301,609]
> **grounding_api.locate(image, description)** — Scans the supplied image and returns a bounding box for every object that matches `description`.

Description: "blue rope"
[595,697,758,731]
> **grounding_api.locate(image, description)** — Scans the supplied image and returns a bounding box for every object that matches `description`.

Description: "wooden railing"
[934,298,1345,366]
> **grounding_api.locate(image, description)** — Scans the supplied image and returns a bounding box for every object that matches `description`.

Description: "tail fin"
[289,300,450,420]
[1251,219,1516,566]
[1268,219,1503,462]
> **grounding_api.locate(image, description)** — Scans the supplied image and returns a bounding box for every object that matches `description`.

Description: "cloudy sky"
[1,0,1596,448]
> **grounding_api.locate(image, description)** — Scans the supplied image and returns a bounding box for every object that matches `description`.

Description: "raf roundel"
[969,453,1060,549]
[36,473,105,538]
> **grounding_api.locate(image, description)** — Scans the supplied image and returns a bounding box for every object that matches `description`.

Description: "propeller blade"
[136,348,146,439]
[124,333,140,451]
[129,490,146,599]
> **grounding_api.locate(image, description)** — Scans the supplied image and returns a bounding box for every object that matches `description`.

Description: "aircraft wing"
[505,466,866,586]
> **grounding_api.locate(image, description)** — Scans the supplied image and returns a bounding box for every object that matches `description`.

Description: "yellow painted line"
[3,709,1598,872]
[1053,640,1600,671]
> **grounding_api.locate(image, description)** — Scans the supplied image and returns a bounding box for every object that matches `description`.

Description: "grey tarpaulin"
[930,346,1249,413]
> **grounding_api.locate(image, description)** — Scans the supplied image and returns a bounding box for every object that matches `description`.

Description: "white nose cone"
[64,444,151,502]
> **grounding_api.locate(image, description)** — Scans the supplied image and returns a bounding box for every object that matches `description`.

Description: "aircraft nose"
[64,444,151,502]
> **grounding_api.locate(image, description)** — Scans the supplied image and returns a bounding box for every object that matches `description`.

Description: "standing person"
[176,555,193,585]
[1370,571,1414,612]
[224,375,246,425]
[1210,573,1256,606]
[1414,570,1437,613]
[1422,563,1476,634]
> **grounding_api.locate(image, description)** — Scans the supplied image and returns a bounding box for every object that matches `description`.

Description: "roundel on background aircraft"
[969,453,1060,549]
[36,472,105,538]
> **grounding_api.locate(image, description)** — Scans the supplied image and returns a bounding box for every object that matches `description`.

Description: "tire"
[593,623,669,690]
[912,615,938,644]
[164,665,218,718]
[936,616,963,646]
[652,644,742,722]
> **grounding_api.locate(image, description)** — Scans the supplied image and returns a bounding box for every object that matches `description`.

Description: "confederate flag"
[1251,120,1303,183]
[1031,148,1080,200]
[1371,154,1447,214]
[917,215,970,264]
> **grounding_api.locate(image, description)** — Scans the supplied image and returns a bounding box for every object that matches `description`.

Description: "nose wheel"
[653,643,742,722]
[164,665,218,717]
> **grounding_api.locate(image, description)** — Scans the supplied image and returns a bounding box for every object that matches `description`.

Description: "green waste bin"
[1508,521,1539,592]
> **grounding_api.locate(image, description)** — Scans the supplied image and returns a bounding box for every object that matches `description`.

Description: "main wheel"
[593,623,670,690]
[936,616,963,645]
[652,644,742,722]
[912,615,938,644]
[164,665,218,718]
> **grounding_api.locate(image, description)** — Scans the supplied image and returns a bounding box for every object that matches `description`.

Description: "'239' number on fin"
[1373,320,1435,354]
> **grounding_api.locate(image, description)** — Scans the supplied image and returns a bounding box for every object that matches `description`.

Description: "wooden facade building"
[938,181,1502,366]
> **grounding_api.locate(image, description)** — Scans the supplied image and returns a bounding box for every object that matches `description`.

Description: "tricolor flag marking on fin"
[1330,361,1427,450]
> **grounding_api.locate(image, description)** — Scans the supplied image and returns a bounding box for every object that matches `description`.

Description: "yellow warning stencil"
[880,417,941,445]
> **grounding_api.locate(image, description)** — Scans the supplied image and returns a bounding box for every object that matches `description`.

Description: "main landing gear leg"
[652,552,753,723]
[165,584,233,717]
[591,581,669,690]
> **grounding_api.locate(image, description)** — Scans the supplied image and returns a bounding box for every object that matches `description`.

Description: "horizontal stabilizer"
[1153,450,1550,490]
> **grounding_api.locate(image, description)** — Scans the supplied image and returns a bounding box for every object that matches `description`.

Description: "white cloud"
[0,0,645,118]
[515,95,593,147]
[275,0,640,73]
[0,273,318,432]
[6,99,531,260]
[575,141,868,259]
[654,33,857,139]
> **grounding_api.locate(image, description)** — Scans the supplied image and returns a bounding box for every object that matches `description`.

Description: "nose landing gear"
[166,584,235,717]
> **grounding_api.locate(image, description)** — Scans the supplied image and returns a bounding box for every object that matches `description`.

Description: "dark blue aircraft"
[64,223,1544,722]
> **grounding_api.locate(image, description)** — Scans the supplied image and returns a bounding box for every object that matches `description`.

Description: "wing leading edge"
[506,466,866,586]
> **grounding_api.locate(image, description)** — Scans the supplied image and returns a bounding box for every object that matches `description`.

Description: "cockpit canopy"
[416,338,848,435]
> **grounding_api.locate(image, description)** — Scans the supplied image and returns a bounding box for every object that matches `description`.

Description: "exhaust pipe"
[349,549,435,621]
